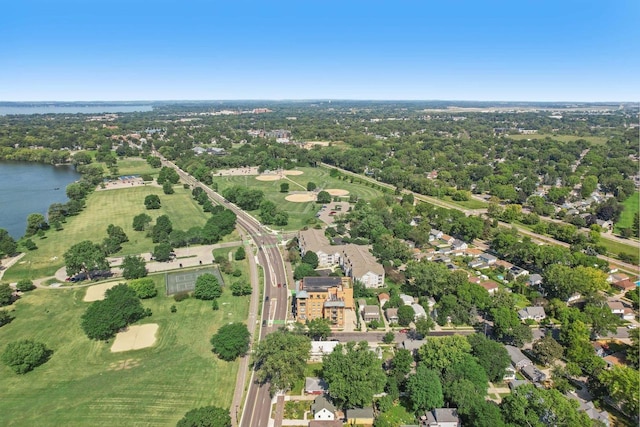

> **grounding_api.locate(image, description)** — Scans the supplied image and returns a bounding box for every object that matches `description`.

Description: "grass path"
[615,191,639,233]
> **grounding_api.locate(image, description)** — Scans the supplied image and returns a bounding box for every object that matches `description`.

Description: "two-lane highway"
[157,156,289,426]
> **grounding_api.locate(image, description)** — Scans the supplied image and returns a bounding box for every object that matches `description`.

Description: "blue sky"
[1,0,638,102]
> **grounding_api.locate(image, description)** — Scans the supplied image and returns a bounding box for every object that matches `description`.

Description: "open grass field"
[442,195,488,209]
[4,185,208,282]
[508,133,610,145]
[211,167,385,230]
[615,191,639,234]
[0,273,249,426]
[116,158,160,178]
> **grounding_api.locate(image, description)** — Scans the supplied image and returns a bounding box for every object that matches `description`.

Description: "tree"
[234,246,246,261]
[127,278,157,299]
[81,284,147,340]
[23,239,37,251]
[162,181,174,194]
[417,335,472,371]
[230,281,252,296]
[316,190,331,204]
[144,194,161,209]
[1,340,52,374]
[0,310,13,328]
[293,263,318,280]
[405,260,450,297]
[306,181,317,191]
[63,240,109,279]
[176,406,231,427]
[0,228,17,257]
[146,156,161,168]
[491,307,532,346]
[152,215,173,243]
[301,251,319,268]
[633,211,639,238]
[406,364,444,413]
[415,317,435,338]
[121,255,147,279]
[106,224,128,244]
[382,332,395,344]
[390,348,413,383]
[397,305,415,326]
[280,182,289,193]
[442,353,488,399]
[467,334,511,382]
[323,341,386,409]
[627,328,639,369]
[16,279,35,292]
[306,318,331,341]
[193,273,222,300]
[584,303,620,337]
[598,365,640,416]
[0,283,13,306]
[210,322,250,361]
[25,213,47,237]
[132,213,152,231]
[153,242,173,262]
[255,331,311,393]
[501,384,593,426]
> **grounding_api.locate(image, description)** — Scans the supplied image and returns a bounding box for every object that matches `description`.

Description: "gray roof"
[324,300,345,308]
[363,305,380,315]
[303,277,343,291]
[528,273,543,283]
[347,406,374,419]
[305,377,329,392]
[505,345,532,366]
[425,408,460,423]
[312,394,336,413]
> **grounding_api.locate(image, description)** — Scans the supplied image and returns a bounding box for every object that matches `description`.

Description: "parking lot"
[316,201,351,226]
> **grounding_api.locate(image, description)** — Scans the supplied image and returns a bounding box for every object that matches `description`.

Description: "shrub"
[1,340,52,374]
[230,281,252,296]
[193,274,222,300]
[211,299,219,310]
[140,174,153,181]
[234,246,246,261]
[0,310,14,328]
[177,406,231,427]
[0,283,13,306]
[128,278,157,299]
[16,279,35,292]
[232,269,242,277]
[173,291,190,302]
[170,305,177,313]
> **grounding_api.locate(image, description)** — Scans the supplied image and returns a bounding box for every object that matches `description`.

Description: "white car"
[627,324,638,329]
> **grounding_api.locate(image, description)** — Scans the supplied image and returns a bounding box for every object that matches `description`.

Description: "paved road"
[159,156,290,427]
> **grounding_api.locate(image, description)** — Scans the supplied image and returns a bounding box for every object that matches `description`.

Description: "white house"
[399,294,414,306]
[518,306,546,322]
[412,303,427,320]
[312,395,336,421]
[478,253,498,265]
[423,408,461,427]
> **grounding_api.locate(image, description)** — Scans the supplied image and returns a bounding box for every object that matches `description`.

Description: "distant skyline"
[1,1,638,102]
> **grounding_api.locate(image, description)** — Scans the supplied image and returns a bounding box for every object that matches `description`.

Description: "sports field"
[211,166,384,229]
[0,273,249,426]
[4,185,208,282]
[166,267,224,295]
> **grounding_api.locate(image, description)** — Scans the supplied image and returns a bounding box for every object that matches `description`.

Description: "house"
[421,408,461,427]
[386,308,399,324]
[305,377,329,395]
[527,274,543,287]
[478,253,498,265]
[611,279,635,293]
[607,273,629,284]
[503,366,516,381]
[518,306,546,322]
[429,229,443,241]
[340,245,385,288]
[312,395,336,421]
[310,341,340,361]
[362,305,380,322]
[398,339,427,355]
[400,294,414,306]
[378,293,390,308]
[451,239,468,251]
[505,345,532,369]
[607,300,625,316]
[479,280,499,295]
[623,308,635,321]
[592,342,607,358]
[440,234,455,245]
[521,364,546,383]
[566,392,610,426]
[298,228,342,267]
[510,266,530,278]
[346,406,374,425]
[412,303,427,320]
[566,293,581,303]
[295,277,354,328]
[508,379,529,390]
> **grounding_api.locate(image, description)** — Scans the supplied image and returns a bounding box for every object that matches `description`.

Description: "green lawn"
[5,185,208,281]
[615,191,639,233]
[0,273,249,426]
[211,167,385,230]
[441,195,488,209]
[508,133,610,145]
[116,157,160,177]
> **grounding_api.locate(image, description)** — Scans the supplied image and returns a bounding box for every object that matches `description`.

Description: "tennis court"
[165,267,225,295]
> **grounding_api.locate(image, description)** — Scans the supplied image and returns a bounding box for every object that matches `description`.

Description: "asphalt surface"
[159,156,289,427]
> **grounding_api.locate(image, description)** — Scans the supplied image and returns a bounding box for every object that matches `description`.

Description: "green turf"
[615,191,639,234]
[508,133,609,145]
[116,157,160,177]
[0,273,249,427]
[441,195,488,209]
[211,167,385,230]
[4,185,208,282]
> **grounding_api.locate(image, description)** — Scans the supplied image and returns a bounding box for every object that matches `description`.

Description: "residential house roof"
[378,293,390,304]
[305,377,329,393]
[479,280,499,293]
[386,308,398,321]
[312,395,336,414]
[346,406,374,420]
[527,274,543,285]
[424,408,461,425]
[412,303,427,319]
[505,345,532,367]
[400,294,414,305]
[363,305,380,317]
[612,279,635,292]
[607,301,625,312]
[518,306,546,320]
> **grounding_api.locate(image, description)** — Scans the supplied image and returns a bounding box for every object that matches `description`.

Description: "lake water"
[0,104,152,115]
[0,161,81,239]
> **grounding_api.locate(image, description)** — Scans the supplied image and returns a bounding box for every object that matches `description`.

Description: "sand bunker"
[84,281,120,302]
[285,193,316,202]
[282,170,304,176]
[256,175,282,181]
[111,324,159,352]
[326,189,350,196]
